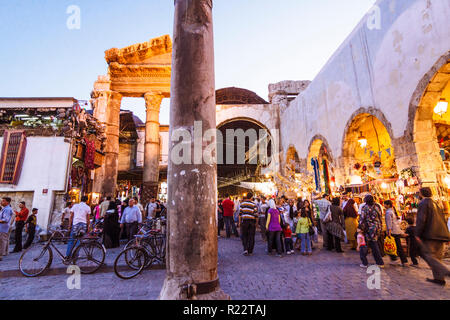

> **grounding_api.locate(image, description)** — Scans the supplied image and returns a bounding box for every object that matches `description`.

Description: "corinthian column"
[101,91,122,197]
[159,0,228,300]
[142,92,164,204]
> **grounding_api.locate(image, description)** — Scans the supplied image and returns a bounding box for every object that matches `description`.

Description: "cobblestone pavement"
[0,234,449,300]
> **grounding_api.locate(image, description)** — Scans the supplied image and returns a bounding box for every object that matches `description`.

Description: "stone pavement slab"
[0,235,449,300]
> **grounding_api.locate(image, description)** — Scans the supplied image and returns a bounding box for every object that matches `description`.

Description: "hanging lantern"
[357,131,368,148]
[434,98,448,117]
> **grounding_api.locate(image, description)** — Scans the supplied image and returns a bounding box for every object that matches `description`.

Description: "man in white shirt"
[146,197,158,219]
[66,196,91,257]
[120,199,142,241]
[133,197,145,221]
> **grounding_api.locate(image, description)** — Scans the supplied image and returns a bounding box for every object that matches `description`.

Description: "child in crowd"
[296,209,312,256]
[357,228,369,268]
[283,224,294,255]
[405,218,419,267]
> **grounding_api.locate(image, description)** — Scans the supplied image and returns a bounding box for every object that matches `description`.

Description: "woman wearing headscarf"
[326,197,346,252]
[358,194,384,267]
[343,198,359,250]
[103,200,120,248]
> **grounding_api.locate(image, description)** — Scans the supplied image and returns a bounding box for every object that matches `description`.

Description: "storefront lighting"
[381,182,388,189]
[350,175,363,185]
[434,98,448,117]
[444,176,450,189]
[357,131,368,148]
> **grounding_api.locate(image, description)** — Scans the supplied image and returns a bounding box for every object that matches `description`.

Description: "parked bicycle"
[114,219,166,279]
[19,226,106,277]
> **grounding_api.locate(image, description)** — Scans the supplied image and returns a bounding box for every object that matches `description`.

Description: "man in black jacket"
[415,187,450,286]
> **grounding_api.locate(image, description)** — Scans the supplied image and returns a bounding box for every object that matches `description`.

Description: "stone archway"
[285,145,300,178]
[403,52,450,195]
[306,136,335,193]
[216,117,273,197]
[341,110,397,186]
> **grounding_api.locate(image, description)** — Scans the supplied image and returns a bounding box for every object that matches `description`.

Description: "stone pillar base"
[158,277,230,300]
[142,181,159,204]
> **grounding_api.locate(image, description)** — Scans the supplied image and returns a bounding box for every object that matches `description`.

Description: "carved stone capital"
[144,92,164,111]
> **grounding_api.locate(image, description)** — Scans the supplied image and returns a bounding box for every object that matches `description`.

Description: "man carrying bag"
[415,187,450,286]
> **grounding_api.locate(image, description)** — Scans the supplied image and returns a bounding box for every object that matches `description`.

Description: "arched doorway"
[410,55,450,200]
[307,137,335,194]
[216,118,273,198]
[285,146,300,179]
[342,113,397,196]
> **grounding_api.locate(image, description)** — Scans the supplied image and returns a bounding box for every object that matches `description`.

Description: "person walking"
[384,200,408,267]
[66,196,91,258]
[239,193,258,256]
[405,218,419,266]
[100,196,111,219]
[222,194,239,238]
[302,200,316,250]
[296,208,313,256]
[61,202,73,230]
[314,194,332,249]
[11,201,29,253]
[415,187,450,286]
[266,204,283,257]
[217,199,224,236]
[326,197,345,253]
[258,196,269,241]
[120,198,142,242]
[0,197,13,261]
[284,199,297,231]
[343,198,359,250]
[23,208,38,250]
[283,224,294,255]
[358,195,384,267]
[145,197,158,220]
[103,200,121,248]
[133,197,145,222]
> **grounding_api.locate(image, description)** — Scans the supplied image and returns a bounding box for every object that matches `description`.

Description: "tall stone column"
[159,0,228,300]
[101,91,123,197]
[142,92,164,204]
[91,76,111,194]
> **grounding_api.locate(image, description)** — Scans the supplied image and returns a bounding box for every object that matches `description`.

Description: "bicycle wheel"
[114,246,147,279]
[19,245,53,277]
[125,238,154,269]
[148,235,166,264]
[73,241,105,274]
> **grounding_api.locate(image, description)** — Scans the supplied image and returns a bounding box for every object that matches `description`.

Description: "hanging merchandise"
[84,137,96,170]
[311,158,321,192]
[322,159,331,195]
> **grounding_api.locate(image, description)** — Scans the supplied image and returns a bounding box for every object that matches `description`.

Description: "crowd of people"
[0,197,38,260]
[0,195,167,261]
[1,186,449,286]
[217,187,450,286]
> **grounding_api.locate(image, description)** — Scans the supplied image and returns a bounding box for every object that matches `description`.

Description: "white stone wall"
[0,136,71,231]
[280,0,450,164]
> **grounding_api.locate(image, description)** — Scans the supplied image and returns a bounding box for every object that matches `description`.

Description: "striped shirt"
[239,200,258,220]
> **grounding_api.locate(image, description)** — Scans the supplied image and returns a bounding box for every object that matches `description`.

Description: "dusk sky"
[0,0,375,124]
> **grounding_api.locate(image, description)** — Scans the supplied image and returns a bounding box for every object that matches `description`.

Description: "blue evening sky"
[0,0,375,124]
